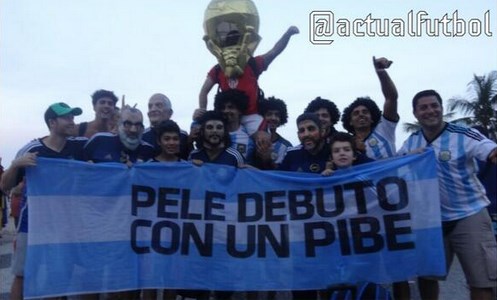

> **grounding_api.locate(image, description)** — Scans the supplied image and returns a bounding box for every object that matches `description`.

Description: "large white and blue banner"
[25,150,445,298]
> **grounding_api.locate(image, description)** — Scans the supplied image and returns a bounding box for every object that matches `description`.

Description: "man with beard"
[341,56,398,160]
[304,97,341,142]
[143,93,192,159]
[0,102,87,300]
[276,113,329,300]
[82,106,154,299]
[188,110,244,300]
[189,110,244,167]
[84,106,154,164]
[76,89,119,138]
[278,113,329,174]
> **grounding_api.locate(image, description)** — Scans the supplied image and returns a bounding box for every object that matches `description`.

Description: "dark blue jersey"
[278,144,330,173]
[188,147,244,167]
[142,126,191,160]
[15,136,88,233]
[84,133,154,163]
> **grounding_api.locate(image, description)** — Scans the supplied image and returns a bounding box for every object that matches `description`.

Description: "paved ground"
[0,216,480,299]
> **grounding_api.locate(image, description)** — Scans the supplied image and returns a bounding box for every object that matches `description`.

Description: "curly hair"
[259,96,289,126]
[91,89,118,106]
[341,97,382,134]
[198,110,231,148]
[304,97,340,125]
[214,89,249,114]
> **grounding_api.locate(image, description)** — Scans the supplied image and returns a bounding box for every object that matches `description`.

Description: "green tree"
[448,71,497,138]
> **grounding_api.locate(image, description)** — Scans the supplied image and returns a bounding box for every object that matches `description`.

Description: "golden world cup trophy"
[203,0,261,78]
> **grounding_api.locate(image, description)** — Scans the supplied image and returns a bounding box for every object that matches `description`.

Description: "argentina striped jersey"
[398,123,496,221]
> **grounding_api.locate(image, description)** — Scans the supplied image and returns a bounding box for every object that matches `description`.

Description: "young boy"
[150,120,183,163]
[322,131,373,175]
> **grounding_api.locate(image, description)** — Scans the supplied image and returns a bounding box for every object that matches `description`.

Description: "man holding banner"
[0,102,87,300]
[398,89,497,300]
[84,106,154,164]
[278,113,330,175]
[278,112,329,299]
[189,110,245,168]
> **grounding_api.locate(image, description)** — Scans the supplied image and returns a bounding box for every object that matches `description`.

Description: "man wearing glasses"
[84,106,154,164]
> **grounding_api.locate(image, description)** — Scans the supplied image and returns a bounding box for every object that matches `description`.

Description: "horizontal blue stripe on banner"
[25,226,445,298]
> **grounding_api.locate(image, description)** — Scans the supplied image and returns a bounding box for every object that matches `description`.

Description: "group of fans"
[1,25,496,300]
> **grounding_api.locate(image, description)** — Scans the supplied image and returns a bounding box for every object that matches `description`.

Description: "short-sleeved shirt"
[230,126,254,162]
[208,56,268,115]
[84,133,154,163]
[272,134,293,164]
[142,126,191,160]
[398,123,496,221]
[364,115,397,159]
[189,147,244,167]
[15,137,88,233]
[278,144,330,173]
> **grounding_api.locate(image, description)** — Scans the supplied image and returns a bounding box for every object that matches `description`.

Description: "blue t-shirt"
[15,137,87,233]
[142,126,191,160]
[272,134,292,164]
[278,144,330,173]
[189,147,244,167]
[84,133,154,163]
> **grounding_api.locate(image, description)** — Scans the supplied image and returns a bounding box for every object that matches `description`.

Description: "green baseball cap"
[44,102,83,124]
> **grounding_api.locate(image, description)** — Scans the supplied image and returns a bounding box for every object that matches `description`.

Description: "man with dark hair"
[149,120,183,163]
[398,89,497,300]
[76,89,119,138]
[279,113,329,175]
[341,57,398,160]
[188,110,244,300]
[143,93,192,160]
[259,96,293,164]
[0,102,87,300]
[84,106,154,164]
[304,96,340,140]
[189,110,244,167]
[213,90,254,162]
[277,113,329,300]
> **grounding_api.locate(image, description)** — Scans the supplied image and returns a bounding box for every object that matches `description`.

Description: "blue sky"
[1,0,496,165]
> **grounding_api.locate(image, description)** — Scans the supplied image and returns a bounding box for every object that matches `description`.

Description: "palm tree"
[448,71,497,139]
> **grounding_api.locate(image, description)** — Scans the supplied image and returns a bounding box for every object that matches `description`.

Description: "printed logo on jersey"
[237,144,247,155]
[309,163,321,172]
[368,138,378,147]
[438,150,451,162]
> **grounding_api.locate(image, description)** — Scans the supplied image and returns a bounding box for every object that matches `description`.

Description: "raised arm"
[373,56,399,121]
[262,26,299,66]
[194,76,216,121]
